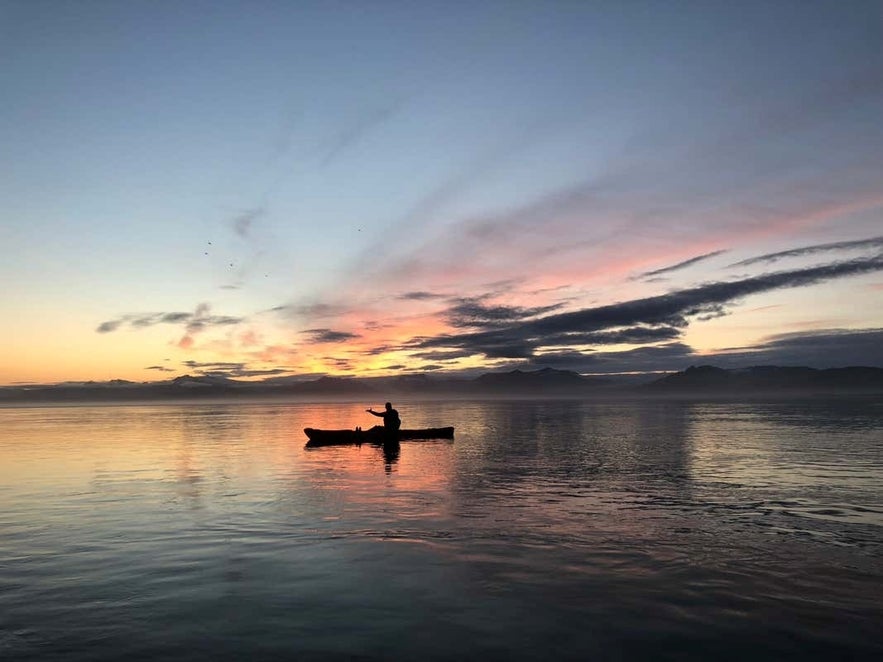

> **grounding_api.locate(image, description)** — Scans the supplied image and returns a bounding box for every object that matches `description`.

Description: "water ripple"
[1,399,881,660]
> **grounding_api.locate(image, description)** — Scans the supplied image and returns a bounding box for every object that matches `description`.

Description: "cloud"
[339,113,567,281]
[636,249,729,279]
[323,357,354,370]
[554,329,883,375]
[712,328,883,368]
[183,360,243,370]
[160,312,193,323]
[537,325,683,348]
[302,328,360,343]
[408,325,683,361]
[180,360,292,378]
[398,291,447,301]
[409,254,883,361]
[361,344,395,356]
[730,235,883,267]
[362,320,394,332]
[531,343,697,374]
[351,168,881,299]
[320,101,404,166]
[96,319,125,333]
[146,365,175,372]
[231,208,264,238]
[329,64,883,302]
[96,304,245,340]
[410,349,473,362]
[507,254,883,335]
[445,297,564,329]
[271,301,350,320]
[268,105,303,162]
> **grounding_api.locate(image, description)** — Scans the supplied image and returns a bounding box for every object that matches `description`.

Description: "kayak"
[304,426,454,446]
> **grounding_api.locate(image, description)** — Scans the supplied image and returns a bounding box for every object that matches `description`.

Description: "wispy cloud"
[96,304,245,350]
[636,249,729,279]
[730,235,883,267]
[322,357,354,371]
[327,64,883,305]
[301,328,360,343]
[340,112,572,279]
[342,169,883,307]
[398,291,447,301]
[270,302,350,320]
[320,101,405,166]
[96,319,126,333]
[231,207,264,238]
[180,360,292,379]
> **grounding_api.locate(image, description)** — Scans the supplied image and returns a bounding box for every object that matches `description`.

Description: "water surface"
[1,399,881,660]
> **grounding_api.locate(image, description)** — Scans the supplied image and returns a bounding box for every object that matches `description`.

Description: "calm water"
[1,399,882,660]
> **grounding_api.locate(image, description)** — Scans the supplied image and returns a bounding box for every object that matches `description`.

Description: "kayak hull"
[304,426,454,446]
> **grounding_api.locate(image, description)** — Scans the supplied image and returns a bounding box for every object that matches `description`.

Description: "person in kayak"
[366,402,401,436]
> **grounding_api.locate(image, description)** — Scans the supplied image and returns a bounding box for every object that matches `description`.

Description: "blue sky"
[2,1,882,383]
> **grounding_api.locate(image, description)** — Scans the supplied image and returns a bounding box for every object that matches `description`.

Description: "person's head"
[385,402,392,410]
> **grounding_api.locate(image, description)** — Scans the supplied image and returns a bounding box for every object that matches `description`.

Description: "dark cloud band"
[446,298,564,329]
[731,235,883,267]
[412,254,883,360]
[302,328,360,343]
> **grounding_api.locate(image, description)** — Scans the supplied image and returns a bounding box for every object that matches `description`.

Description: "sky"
[2,0,882,385]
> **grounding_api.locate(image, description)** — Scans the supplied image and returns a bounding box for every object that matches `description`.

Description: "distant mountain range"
[0,368,608,402]
[643,365,883,395]
[2,365,882,403]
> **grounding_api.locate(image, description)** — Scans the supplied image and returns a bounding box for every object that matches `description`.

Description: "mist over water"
[1,399,881,660]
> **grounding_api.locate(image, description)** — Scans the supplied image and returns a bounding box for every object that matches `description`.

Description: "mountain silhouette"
[647,365,883,394]
[471,367,607,394]
[2,365,881,403]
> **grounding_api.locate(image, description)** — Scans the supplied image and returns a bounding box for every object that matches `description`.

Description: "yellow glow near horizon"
[3,267,881,385]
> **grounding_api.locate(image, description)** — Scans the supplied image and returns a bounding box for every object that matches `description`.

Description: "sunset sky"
[2,1,882,385]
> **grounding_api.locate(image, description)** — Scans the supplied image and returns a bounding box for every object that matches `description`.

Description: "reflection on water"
[0,399,881,660]
[380,441,400,471]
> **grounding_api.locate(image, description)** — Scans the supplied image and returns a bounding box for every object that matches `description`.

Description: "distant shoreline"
[2,365,882,405]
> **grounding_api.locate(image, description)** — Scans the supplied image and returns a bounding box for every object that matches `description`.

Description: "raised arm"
[366,408,384,417]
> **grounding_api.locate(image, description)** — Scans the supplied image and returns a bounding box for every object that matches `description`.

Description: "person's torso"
[383,410,400,428]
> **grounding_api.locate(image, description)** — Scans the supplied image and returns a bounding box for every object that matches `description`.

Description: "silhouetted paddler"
[366,402,401,441]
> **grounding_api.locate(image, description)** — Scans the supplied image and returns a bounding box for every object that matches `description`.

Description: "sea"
[1,398,881,661]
